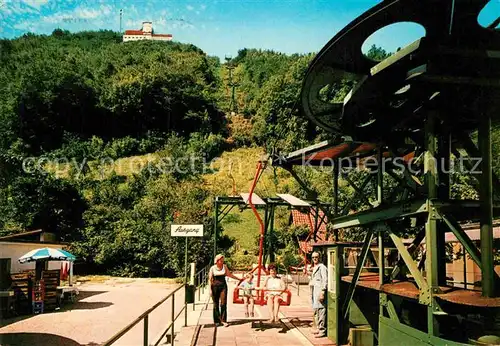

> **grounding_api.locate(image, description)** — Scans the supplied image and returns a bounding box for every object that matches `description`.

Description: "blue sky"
[0,0,498,60]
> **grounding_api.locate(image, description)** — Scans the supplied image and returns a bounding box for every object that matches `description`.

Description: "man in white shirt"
[311,251,327,338]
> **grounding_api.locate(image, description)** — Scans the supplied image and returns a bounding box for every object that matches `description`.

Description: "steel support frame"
[273,110,498,343]
[213,195,331,265]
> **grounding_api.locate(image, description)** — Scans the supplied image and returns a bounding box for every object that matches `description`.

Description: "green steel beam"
[425,112,441,295]
[436,132,450,286]
[334,160,339,216]
[380,294,400,322]
[388,231,430,304]
[333,160,340,241]
[479,112,495,297]
[344,173,374,208]
[390,228,426,281]
[441,214,482,269]
[379,231,385,286]
[385,166,417,194]
[341,172,374,215]
[331,200,427,230]
[425,111,442,337]
[342,229,375,319]
[282,166,319,200]
[379,316,471,346]
[269,204,276,263]
[455,131,500,200]
[217,204,236,223]
[377,148,385,286]
[281,165,337,224]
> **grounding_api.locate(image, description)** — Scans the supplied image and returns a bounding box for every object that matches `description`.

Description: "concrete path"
[180,278,336,346]
[0,279,184,346]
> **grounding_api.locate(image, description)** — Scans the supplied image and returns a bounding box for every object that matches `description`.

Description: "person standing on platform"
[311,251,328,338]
[209,254,241,327]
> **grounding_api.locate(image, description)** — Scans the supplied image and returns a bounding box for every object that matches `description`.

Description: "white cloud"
[200,4,206,11]
[186,5,194,11]
[21,0,48,10]
[74,8,101,19]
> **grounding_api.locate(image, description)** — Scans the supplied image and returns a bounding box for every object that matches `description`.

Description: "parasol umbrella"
[19,247,76,283]
[19,247,76,264]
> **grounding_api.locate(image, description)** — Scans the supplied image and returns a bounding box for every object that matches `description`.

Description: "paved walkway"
[0,279,184,346]
[177,278,336,346]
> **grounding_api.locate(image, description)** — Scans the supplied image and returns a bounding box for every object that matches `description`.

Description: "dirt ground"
[0,278,185,346]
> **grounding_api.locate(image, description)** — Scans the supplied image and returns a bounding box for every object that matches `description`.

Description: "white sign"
[171,224,204,237]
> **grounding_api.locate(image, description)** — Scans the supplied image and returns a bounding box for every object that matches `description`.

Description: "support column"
[333,160,339,241]
[425,112,441,337]
[263,205,269,265]
[314,205,319,242]
[269,204,276,263]
[436,131,451,286]
[213,199,218,259]
[425,112,440,292]
[377,147,385,286]
[479,113,495,297]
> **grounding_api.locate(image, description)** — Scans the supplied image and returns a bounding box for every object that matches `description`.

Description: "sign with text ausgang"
[170,224,204,237]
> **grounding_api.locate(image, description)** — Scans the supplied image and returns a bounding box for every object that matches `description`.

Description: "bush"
[188,132,225,160]
[103,136,140,159]
[228,252,256,270]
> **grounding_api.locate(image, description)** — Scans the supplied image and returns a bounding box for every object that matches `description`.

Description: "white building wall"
[0,242,66,273]
[151,36,172,41]
[123,34,172,42]
[123,35,147,42]
[142,22,153,33]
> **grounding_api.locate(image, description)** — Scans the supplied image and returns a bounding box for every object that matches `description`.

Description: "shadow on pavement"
[64,301,113,310]
[76,290,108,301]
[0,332,83,346]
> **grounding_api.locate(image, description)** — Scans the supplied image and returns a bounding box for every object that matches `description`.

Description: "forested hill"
[0,30,491,276]
[0,30,223,156]
[0,30,325,276]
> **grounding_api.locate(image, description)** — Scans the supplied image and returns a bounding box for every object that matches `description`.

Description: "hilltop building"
[123,21,173,42]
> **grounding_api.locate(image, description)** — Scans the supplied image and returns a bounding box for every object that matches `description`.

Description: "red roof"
[292,209,331,254]
[124,30,145,35]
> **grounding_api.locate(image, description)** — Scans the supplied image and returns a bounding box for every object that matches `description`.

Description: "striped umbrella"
[18,247,76,264]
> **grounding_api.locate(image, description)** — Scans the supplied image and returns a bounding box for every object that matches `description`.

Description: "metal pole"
[171,295,175,346]
[334,160,339,241]
[425,112,439,290]
[263,205,269,265]
[213,199,218,260]
[377,147,385,286]
[425,111,440,337]
[379,231,385,286]
[479,112,495,297]
[377,146,383,206]
[184,238,188,327]
[143,315,148,346]
[269,205,275,263]
[437,131,451,286]
[185,238,188,284]
[297,271,300,296]
[314,205,319,242]
[463,244,467,290]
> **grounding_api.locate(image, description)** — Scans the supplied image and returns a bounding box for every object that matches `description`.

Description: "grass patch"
[221,209,262,252]
[74,275,112,284]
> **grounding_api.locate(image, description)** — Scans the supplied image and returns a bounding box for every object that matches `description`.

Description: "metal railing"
[103,264,210,346]
[193,265,210,311]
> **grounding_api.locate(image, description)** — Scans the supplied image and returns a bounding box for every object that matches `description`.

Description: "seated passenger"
[257,264,285,323]
[239,273,255,317]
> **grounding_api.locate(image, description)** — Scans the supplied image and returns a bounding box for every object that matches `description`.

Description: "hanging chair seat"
[232,285,292,306]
